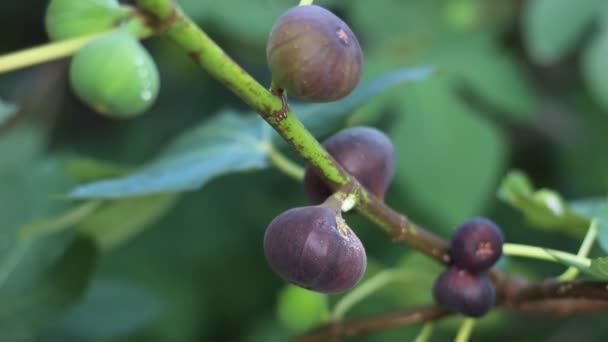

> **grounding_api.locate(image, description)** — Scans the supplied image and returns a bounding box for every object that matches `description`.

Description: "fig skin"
[304,127,396,204]
[69,30,160,118]
[263,205,367,294]
[450,217,504,272]
[45,0,130,41]
[266,5,363,102]
[433,266,495,317]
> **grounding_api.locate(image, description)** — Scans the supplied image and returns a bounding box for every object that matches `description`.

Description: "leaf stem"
[503,243,591,269]
[559,219,598,280]
[413,322,434,342]
[454,318,476,342]
[266,145,305,181]
[0,32,110,74]
[0,14,153,74]
[332,270,406,320]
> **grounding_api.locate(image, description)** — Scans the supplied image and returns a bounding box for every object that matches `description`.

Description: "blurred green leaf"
[570,197,608,252]
[390,78,506,227]
[77,194,179,250]
[179,0,286,44]
[0,238,97,341]
[498,170,590,235]
[276,284,329,332]
[589,256,608,279]
[523,0,603,64]
[68,112,271,198]
[445,38,537,119]
[583,26,608,112]
[49,279,162,339]
[17,201,103,239]
[65,157,132,182]
[0,98,17,125]
[292,66,435,138]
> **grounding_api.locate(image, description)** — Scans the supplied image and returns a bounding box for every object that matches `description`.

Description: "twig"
[292,305,452,342]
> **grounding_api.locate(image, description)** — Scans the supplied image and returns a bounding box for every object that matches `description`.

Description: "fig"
[45,0,131,41]
[264,204,366,293]
[266,5,363,102]
[433,266,495,317]
[304,127,395,204]
[450,217,504,272]
[69,30,160,118]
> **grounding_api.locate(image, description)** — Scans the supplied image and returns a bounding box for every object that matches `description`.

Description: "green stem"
[0,15,154,74]
[299,0,314,5]
[559,219,598,280]
[332,270,406,320]
[413,323,434,342]
[503,243,591,269]
[266,145,305,181]
[0,32,108,74]
[135,0,451,264]
[454,318,476,342]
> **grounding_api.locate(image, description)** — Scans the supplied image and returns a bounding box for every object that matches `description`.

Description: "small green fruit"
[45,0,130,41]
[69,31,160,118]
[266,5,363,102]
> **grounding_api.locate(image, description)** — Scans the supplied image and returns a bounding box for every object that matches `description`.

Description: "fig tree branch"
[292,305,452,342]
[134,0,608,331]
[134,0,451,264]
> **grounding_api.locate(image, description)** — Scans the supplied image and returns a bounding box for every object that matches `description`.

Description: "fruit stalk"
[135,0,451,264]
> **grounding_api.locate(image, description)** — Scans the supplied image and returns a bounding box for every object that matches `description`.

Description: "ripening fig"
[450,217,504,272]
[266,5,363,102]
[433,266,495,317]
[304,127,395,204]
[45,0,131,41]
[264,203,366,293]
[69,30,160,118]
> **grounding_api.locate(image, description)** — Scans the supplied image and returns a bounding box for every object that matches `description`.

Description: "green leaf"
[0,238,97,340]
[523,0,603,64]
[180,0,285,44]
[17,201,103,239]
[68,111,271,198]
[77,194,179,250]
[49,279,162,339]
[498,170,590,236]
[570,197,608,252]
[292,66,435,138]
[589,256,608,279]
[276,284,329,332]
[582,27,608,112]
[450,43,537,119]
[0,98,17,126]
[390,78,506,227]
[64,157,132,182]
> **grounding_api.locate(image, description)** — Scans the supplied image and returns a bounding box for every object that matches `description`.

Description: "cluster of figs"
[263,4,505,318]
[46,0,507,318]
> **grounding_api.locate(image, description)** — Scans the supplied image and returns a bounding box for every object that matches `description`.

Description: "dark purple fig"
[450,217,504,272]
[304,126,395,204]
[263,205,366,293]
[433,266,495,317]
[266,5,363,102]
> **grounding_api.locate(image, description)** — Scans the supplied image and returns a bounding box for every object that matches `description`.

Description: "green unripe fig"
[69,30,160,118]
[45,0,131,41]
[266,5,363,102]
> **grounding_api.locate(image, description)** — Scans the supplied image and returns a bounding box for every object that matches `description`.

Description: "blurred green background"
[1,0,608,341]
